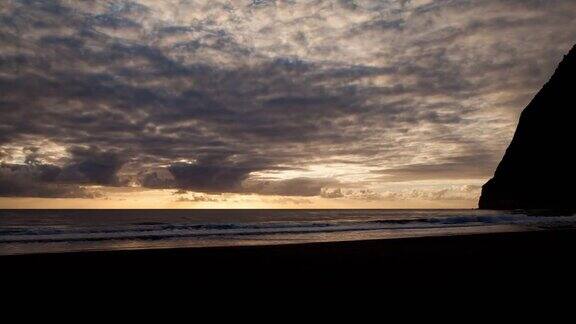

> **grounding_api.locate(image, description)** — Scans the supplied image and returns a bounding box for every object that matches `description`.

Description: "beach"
[4,229,576,291]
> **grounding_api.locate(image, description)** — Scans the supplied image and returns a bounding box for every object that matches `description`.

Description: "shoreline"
[0,223,528,256]
[4,229,576,287]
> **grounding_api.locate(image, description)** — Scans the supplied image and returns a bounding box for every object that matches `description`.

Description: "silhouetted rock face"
[479,45,576,210]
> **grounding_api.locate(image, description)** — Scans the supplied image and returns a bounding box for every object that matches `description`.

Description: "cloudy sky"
[1,0,575,208]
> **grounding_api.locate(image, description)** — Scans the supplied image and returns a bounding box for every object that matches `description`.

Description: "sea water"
[1,209,575,255]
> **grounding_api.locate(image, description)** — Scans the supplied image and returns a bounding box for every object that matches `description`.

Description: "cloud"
[373,154,498,182]
[244,177,339,197]
[0,145,124,198]
[58,146,126,186]
[139,169,176,189]
[168,162,256,193]
[335,185,481,201]
[266,197,313,205]
[166,159,339,197]
[174,194,220,203]
[320,188,344,199]
[1,0,576,200]
[0,163,101,198]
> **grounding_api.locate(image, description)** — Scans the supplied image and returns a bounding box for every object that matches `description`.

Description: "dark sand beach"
[4,230,576,292]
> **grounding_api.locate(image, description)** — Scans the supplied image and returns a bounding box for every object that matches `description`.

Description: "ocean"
[1,209,575,255]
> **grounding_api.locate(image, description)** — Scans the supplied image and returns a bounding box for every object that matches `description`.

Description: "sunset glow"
[1,0,576,208]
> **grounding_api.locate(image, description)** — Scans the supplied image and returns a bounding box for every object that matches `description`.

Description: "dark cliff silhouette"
[479,44,576,210]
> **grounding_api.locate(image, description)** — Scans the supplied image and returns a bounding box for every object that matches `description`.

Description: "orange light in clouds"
[0,189,478,209]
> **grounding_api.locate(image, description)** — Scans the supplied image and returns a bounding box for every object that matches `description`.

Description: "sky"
[1,0,576,209]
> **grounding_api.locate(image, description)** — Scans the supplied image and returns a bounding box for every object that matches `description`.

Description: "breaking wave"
[2,212,576,244]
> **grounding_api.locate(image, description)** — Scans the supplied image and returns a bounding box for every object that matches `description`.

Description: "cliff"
[479,45,576,210]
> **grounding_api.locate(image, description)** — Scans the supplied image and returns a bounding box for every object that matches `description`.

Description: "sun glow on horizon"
[1,0,575,209]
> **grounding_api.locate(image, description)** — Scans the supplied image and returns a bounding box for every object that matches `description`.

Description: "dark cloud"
[168,162,256,193]
[58,147,126,186]
[167,158,337,197]
[139,170,176,189]
[1,0,576,199]
[0,145,124,197]
[0,163,99,198]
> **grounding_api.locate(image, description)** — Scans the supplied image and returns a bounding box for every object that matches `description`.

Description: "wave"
[2,213,576,244]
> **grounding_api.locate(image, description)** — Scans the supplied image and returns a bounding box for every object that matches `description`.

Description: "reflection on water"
[1,209,575,255]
